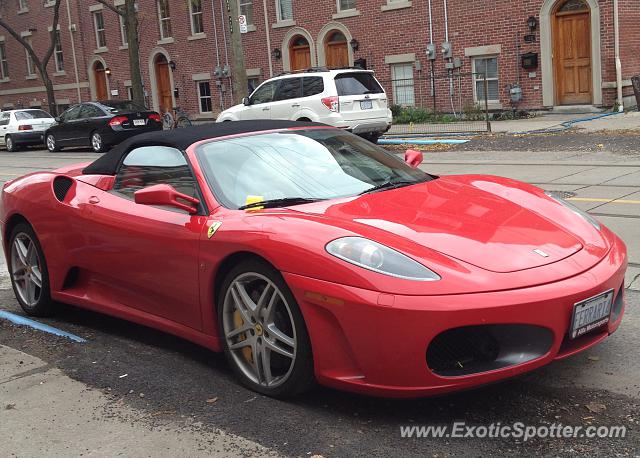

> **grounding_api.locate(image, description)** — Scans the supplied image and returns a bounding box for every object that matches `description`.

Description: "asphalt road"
[1,139,639,457]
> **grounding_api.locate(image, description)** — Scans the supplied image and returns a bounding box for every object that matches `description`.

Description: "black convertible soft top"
[82,120,325,176]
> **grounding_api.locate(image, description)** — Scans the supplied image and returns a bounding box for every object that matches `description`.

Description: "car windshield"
[100,101,147,113]
[196,128,432,209]
[15,110,53,120]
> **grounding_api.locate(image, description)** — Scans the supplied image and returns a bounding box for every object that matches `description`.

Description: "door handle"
[88,196,100,204]
[262,107,270,111]
[291,103,300,107]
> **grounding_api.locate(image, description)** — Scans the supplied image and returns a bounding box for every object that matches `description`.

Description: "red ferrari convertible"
[0,121,627,398]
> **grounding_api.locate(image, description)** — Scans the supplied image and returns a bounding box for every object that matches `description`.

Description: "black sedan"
[45,101,163,153]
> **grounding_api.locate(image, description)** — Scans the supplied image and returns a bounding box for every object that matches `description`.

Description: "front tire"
[46,133,61,152]
[218,259,314,397]
[8,223,54,316]
[5,135,17,152]
[90,131,106,153]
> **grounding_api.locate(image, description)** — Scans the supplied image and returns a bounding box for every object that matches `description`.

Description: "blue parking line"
[0,309,87,343]
[378,138,469,145]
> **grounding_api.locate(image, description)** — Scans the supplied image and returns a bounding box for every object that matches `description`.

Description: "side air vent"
[53,176,74,202]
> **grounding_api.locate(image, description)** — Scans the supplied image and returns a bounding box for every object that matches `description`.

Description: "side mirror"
[134,184,200,214]
[242,97,251,106]
[55,117,62,123]
[404,149,423,169]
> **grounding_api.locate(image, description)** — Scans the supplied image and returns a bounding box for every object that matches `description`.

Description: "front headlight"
[325,237,440,281]
[545,191,601,230]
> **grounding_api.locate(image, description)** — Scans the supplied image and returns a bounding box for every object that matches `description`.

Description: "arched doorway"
[553,0,592,104]
[324,31,348,69]
[153,53,173,113]
[93,61,108,101]
[289,35,311,72]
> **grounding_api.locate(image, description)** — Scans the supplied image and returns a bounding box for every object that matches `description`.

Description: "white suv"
[216,69,392,142]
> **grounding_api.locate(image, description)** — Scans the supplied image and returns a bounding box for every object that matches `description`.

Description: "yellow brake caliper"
[234,310,254,363]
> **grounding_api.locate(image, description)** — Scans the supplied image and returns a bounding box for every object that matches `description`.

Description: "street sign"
[238,15,248,34]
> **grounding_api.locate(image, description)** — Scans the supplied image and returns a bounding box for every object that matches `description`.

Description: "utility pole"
[226,0,247,105]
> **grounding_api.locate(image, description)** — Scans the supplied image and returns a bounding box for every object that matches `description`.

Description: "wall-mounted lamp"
[104,67,111,76]
[168,60,177,71]
[527,16,539,32]
[350,38,359,52]
[272,48,281,60]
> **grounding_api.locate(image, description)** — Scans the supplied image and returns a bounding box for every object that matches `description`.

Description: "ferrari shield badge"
[207,221,222,239]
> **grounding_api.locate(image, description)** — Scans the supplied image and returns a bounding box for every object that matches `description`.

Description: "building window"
[189,0,204,34]
[276,0,292,21]
[197,81,212,113]
[54,31,64,72]
[472,56,499,103]
[390,63,414,106]
[18,0,28,11]
[25,37,36,76]
[247,76,259,94]
[120,15,128,45]
[0,43,9,79]
[127,86,133,100]
[239,0,253,24]
[337,0,356,11]
[158,0,172,39]
[93,11,107,48]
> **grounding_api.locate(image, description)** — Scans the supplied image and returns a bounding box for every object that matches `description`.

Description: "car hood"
[297,176,587,273]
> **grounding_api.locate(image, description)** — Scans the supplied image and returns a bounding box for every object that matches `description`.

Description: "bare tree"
[0,0,63,115]
[94,0,144,106]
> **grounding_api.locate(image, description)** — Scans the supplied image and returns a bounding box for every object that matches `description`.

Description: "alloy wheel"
[5,136,13,151]
[91,133,102,152]
[10,233,43,307]
[46,134,56,151]
[222,272,297,388]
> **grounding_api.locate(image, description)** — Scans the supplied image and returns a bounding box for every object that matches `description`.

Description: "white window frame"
[54,30,64,72]
[189,0,204,35]
[337,0,356,12]
[239,0,253,25]
[276,0,293,22]
[472,56,500,104]
[197,81,213,113]
[0,42,9,79]
[157,0,172,39]
[25,37,36,76]
[18,0,28,12]
[120,15,128,46]
[93,11,107,49]
[390,62,415,106]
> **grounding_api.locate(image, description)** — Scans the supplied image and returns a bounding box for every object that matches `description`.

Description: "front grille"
[52,176,73,202]
[427,324,553,377]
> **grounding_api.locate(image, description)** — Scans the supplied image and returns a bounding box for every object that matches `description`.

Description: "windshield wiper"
[238,197,322,210]
[359,179,417,195]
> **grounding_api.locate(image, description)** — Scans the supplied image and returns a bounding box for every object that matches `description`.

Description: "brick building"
[0,0,638,118]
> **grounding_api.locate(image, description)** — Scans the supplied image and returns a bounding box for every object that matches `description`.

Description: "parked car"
[216,69,392,143]
[45,100,163,153]
[0,120,627,398]
[0,109,55,152]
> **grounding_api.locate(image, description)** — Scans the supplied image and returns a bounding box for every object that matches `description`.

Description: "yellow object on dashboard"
[244,195,265,210]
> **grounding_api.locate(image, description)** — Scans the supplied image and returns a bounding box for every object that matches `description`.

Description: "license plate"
[570,289,613,339]
[360,100,373,110]
[133,119,146,126]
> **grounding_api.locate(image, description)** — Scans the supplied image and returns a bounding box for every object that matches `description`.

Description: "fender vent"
[53,176,74,202]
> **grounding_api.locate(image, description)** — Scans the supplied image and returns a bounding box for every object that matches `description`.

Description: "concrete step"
[550,105,604,114]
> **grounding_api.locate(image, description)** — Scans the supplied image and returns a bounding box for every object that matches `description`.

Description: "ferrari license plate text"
[570,290,613,339]
[133,119,146,126]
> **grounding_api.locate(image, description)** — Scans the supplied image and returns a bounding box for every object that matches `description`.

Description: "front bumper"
[283,235,627,397]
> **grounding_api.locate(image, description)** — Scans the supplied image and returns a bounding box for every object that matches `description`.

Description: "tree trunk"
[227,0,247,105]
[124,0,144,106]
[37,65,57,117]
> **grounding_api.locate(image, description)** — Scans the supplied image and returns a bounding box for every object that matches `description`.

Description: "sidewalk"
[490,111,640,134]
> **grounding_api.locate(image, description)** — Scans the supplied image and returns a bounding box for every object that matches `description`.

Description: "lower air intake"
[426,324,553,377]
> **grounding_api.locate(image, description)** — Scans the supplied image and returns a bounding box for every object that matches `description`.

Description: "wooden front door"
[325,31,349,69]
[154,55,173,113]
[289,36,311,72]
[93,62,108,101]
[554,3,592,105]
